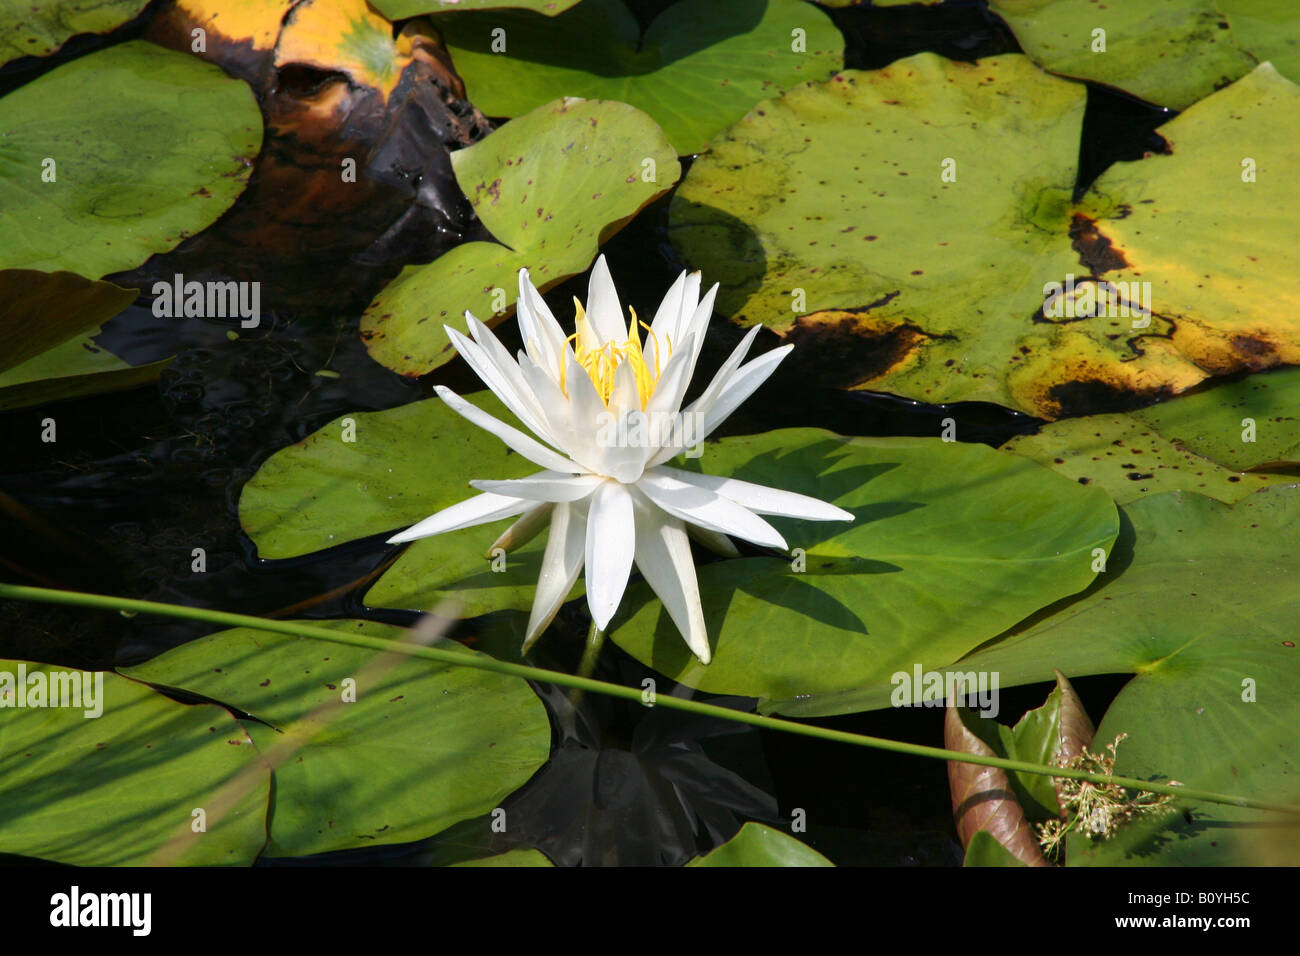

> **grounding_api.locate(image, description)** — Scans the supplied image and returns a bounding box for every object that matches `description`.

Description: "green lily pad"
[986,0,1258,109]
[433,0,842,156]
[122,619,551,857]
[669,55,1300,419]
[361,97,678,377]
[0,40,261,278]
[963,829,1028,866]
[1219,0,1300,83]
[610,427,1119,700]
[785,488,1300,864]
[988,0,1299,110]
[1132,366,1300,470]
[686,822,833,866]
[374,0,581,16]
[0,661,267,866]
[239,391,578,618]
[0,0,152,67]
[1004,413,1289,506]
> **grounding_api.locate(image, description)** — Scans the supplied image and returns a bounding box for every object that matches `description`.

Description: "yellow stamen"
[558,301,672,409]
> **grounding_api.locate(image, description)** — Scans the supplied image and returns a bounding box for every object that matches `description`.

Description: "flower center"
[560,301,672,409]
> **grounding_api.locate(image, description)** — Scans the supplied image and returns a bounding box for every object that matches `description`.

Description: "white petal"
[656,465,854,521]
[388,492,532,544]
[680,281,718,372]
[516,268,568,372]
[647,273,696,374]
[608,357,641,418]
[584,480,635,629]
[632,500,710,663]
[561,353,609,474]
[637,470,788,550]
[434,385,583,474]
[523,501,587,651]
[647,326,761,468]
[643,331,696,421]
[471,471,603,502]
[583,255,626,346]
[446,323,557,446]
[697,344,793,439]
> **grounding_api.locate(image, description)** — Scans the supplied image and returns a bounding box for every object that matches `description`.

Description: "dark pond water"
[0,0,1169,866]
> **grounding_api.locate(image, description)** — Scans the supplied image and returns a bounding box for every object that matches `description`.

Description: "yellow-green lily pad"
[361,97,678,377]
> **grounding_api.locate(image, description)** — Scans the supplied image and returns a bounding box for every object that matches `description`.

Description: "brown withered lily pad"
[670,54,1300,420]
[132,0,491,313]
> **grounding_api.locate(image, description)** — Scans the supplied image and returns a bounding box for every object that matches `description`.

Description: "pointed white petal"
[446,323,557,446]
[584,255,626,346]
[523,501,587,651]
[584,480,635,629]
[434,385,583,474]
[656,465,854,521]
[632,501,710,663]
[646,269,689,370]
[388,492,532,544]
[697,344,793,438]
[643,331,696,420]
[647,326,761,468]
[471,471,603,502]
[516,268,568,372]
[637,470,788,550]
[680,281,718,371]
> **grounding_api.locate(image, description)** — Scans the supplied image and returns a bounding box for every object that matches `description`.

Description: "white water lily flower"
[389,256,853,663]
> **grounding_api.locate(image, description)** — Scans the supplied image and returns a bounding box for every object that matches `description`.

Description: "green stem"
[568,620,606,706]
[3,582,1298,816]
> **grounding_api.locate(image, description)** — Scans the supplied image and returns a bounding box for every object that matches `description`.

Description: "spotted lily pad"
[433,0,843,155]
[239,391,573,617]
[122,619,551,857]
[0,661,267,866]
[1006,366,1300,504]
[361,97,678,377]
[0,0,151,67]
[0,41,262,279]
[1004,413,1293,507]
[686,822,833,866]
[669,55,1300,419]
[610,427,1119,700]
[988,0,1298,109]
